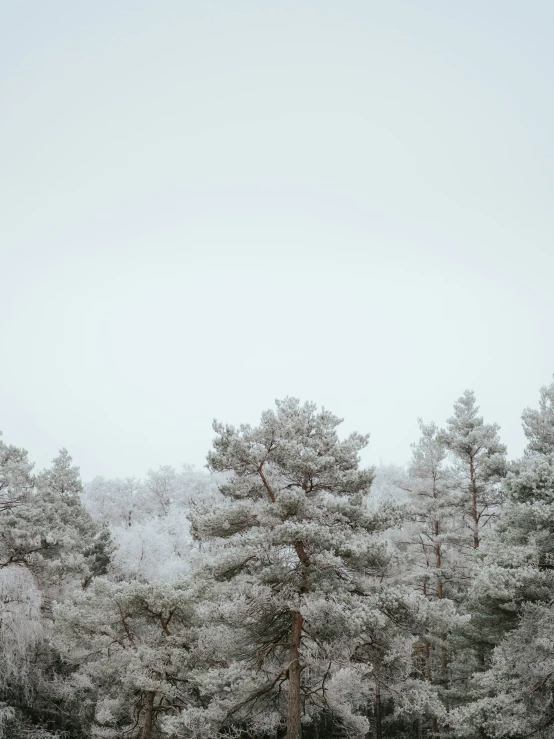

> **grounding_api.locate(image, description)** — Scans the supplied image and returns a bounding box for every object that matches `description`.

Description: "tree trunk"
[424,640,432,681]
[434,532,448,691]
[374,678,382,739]
[423,640,441,735]
[434,521,443,599]
[287,612,303,739]
[140,691,155,739]
[469,457,479,550]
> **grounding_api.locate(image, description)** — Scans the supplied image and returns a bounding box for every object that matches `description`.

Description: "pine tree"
[54,578,201,739]
[455,382,554,737]
[34,449,108,598]
[439,390,507,552]
[464,381,554,655]
[186,398,436,739]
[405,421,463,603]
[0,432,34,510]
[35,448,83,498]
[0,441,116,738]
[521,378,554,454]
[399,421,465,735]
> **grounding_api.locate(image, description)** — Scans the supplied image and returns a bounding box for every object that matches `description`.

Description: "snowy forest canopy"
[2,382,554,739]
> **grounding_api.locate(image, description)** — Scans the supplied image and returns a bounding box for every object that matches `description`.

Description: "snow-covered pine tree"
[54,578,201,739]
[468,451,554,651]
[0,442,112,737]
[455,381,554,737]
[35,448,83,498]
[187,398,434,739]
[455,458,554,738]
[34,449,110,599]
[455,599,554,739]
[398,420,465,734]
[405,421,463,603]
[0,434,43,580]
[1,447,105,592]
[439,390,507,552]
[0,431,34,510]
[427,392,507,714]
[521,377,554,455]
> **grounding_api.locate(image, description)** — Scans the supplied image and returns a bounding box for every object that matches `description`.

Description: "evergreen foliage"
[1,384,554,738]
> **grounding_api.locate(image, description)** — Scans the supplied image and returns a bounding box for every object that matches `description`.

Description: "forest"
[1,382,554,739]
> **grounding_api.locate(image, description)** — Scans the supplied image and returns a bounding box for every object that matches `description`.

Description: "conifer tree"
[54,579,201,739]
[456,381,554,737]
[466,380,554,647]
[188,398,435,739]
[405,421,462,603]
[521,378,554,454]
[439,391,507,552]
[0,442,114,737]
[34,449,109,598]
[0,432,34,510]
[400,421,465,734]
[35,448,83,498]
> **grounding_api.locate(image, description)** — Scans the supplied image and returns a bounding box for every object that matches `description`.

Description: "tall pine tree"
[187,398,432,739]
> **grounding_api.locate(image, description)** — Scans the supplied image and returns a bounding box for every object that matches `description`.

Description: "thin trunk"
[424,640,431,681]
[434,524,448,690]
[287,612,303,739]
[288,538,310,739]
[374,677,382,739]
[424,640,440,735]
[261,461,308,739]
[434,521,443,600]
[140,691,155,739]
[469,456,479,550]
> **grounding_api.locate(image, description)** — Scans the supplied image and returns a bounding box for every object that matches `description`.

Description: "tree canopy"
[1,383,554,738]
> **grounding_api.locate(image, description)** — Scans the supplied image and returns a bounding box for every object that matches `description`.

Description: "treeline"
[1,382,554,739]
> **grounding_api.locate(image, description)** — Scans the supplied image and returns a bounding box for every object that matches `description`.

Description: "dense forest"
[2,382,554,739]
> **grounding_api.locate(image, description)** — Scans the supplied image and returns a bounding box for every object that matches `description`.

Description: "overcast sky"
[2,1,554,480]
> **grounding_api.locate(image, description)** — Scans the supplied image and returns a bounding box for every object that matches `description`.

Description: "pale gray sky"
[2,1,553,479]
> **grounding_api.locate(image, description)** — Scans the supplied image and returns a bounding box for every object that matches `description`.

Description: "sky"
[1,1,554,480]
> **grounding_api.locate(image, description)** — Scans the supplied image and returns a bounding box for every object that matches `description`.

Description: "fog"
[2,1,553,478]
